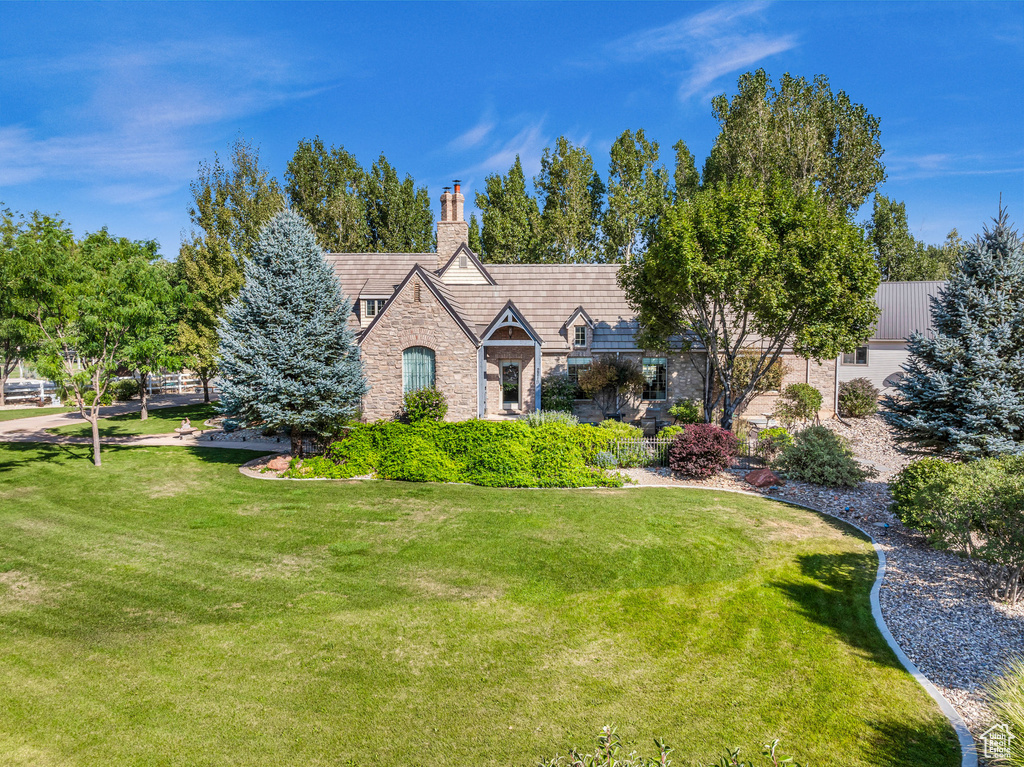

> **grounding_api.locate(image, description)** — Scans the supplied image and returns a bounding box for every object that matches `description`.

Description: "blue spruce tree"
[883,208,1024,457]
[218,208,368,455]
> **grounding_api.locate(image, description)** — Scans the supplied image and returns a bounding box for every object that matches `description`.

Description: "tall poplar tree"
[866,194,961,280]
[534,137,605,263]
[361,154,434,253]
[672,139,700,202]
[218,209,367,455]
[703,69,885,217]
[883,210,1024,457]
[176,137,283,401]
[284,136,367,252]
[603,128,669,263]
[475,156,541,263]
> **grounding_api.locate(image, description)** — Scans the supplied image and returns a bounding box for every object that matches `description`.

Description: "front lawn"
[0,444,959,766]
[46,403,220,438]
[0,405,75,422]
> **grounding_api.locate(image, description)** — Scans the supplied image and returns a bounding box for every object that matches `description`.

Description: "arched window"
[403,346,436,393]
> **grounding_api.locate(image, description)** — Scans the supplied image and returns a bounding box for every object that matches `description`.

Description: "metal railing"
[606,434,767,469]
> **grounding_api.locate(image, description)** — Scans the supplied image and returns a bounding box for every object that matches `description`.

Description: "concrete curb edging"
[618,483,979,767]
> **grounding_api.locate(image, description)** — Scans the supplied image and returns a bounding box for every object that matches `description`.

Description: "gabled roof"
[873,281,944,340]
[480,300,543,344]
[359,264,480,345]
[436,243,497,285]
[563,305,595,329]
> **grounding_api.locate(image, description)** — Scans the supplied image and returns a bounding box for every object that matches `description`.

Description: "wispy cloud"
[886,151,1024,182]
[447,113,497,152]
[607,2,797,101]
[460,118,549,179]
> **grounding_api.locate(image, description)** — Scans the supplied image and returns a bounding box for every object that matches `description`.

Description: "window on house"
[573,325,587,347]
[364,299,386,318]
[567,357,591,398]
[403,346,436,393]
[642,357,668,400]
[842,346,869,365]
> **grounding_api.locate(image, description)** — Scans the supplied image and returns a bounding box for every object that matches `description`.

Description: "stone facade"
[744,353,837,419]
[436,187,468,267]
[359,274,478,421]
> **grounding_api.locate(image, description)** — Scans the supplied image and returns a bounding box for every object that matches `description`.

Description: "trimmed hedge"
[289,419,623,487]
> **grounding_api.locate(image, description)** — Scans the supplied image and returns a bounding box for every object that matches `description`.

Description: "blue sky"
[2,1,1021,258]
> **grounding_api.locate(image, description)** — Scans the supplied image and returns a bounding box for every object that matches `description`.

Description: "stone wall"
[744,354,837,419]
[359,275,478,421]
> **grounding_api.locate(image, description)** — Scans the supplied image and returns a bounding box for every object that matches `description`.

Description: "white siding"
[837,341,909,393]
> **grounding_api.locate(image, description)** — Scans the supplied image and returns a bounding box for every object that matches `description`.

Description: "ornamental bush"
[772,426,874,487]
[540,373,578,414]
[400,387,448,423]
[667,398,701,424]
[521,410,579,427]
[667,423,738,478]
[773,383,823,427]
[889,457,961,531]
[756,426,793,458]
[82,388,113,407]
[110,378,140,402]
[838,377,879,418]
[914,456,1024,603]
[987,658,1024,767]
[376,429,461,483]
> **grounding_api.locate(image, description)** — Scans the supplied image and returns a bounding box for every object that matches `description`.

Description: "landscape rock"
[744,468,784,487]
[266,455,292,472]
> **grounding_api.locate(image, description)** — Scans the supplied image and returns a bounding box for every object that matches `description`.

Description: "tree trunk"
[139,371,149,420]
[202,374,210,403]
[290,427,303,458]
[90,414,102,467]
[0,369,7,408]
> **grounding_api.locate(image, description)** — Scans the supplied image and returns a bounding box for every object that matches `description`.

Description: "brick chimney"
[437,180,468,268]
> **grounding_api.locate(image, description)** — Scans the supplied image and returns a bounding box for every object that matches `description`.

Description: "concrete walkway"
[0,394,287,453]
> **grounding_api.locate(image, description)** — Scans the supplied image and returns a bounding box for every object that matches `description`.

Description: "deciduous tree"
[621,180,880,430]
[0,209,41,406]
[603,129,669,263]
[703,69,885,217]
[475,156,541,263]
[218,209,368,456]
[361,154,434,253]
[284,136,367,252]
[534,137,605,263]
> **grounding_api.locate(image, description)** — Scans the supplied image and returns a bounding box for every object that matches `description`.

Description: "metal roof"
[873,281,945,340]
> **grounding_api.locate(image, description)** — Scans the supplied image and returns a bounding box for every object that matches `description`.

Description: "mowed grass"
[0,406,75,423]
[0,444,959,767]
[47,403,220,438]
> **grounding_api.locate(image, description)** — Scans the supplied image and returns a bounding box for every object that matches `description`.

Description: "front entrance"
[501,361,521,410]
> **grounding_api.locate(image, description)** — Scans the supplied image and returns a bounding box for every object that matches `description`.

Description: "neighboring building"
[833,280,944,409]
[326,182,929,427]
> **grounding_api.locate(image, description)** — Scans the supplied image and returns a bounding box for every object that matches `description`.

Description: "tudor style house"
[325,183,924,427]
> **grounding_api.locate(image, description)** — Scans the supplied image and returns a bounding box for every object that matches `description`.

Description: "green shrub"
[733,350,788,394]
[110,378,140,402]
[916,456,1024,603]
[376,429,461,483]
[756,426,793,458]
[399,387,448,423]
[667,398,701,424]
[521,410,580,427]
[596,419,642,438]
[889,458,961,531]
[772,426,874,487]
[531,423,620,487]
[325,427,379,477]
[592,450,617,469]
[838,377,879,418]
[772,383,823,427]
[82,388,113,407]
[283,455,345,479]
[540,373,578,414]
[987,658,1024,766]
[657,424,685,440]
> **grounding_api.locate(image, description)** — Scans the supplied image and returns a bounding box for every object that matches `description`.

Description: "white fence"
[2,374,218,407]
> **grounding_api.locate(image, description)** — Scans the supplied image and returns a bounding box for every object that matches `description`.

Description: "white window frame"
[364,298,386,318]
[573,325,587,347]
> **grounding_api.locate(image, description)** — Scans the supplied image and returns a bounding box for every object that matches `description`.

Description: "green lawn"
[47,403,220,438]
[0,406,75,423]
[0,444,959,767]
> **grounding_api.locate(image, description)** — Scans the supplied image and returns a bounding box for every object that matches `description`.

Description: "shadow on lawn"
[0,441,94,472]
[864,717,962,766]
[770,550,904,670]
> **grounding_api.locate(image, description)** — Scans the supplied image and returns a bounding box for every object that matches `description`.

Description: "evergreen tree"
[883,209,1024,457]
[475,156,541,263]
[603,128,669,263]
[534,137,605,263]
[218,209,368,455]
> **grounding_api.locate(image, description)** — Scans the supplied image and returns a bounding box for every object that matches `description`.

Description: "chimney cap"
[443,186,451,193]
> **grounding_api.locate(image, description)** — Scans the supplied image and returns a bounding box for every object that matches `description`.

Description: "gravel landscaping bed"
[619,415,1024,751]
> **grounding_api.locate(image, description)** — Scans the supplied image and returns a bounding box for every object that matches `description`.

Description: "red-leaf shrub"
[668,424,738,478]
